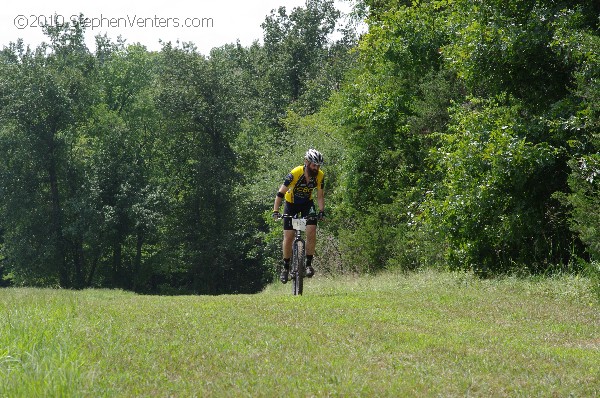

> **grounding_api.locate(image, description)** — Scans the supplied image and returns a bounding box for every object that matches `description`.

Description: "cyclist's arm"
[274,184,289,213]
[317,186,325,213]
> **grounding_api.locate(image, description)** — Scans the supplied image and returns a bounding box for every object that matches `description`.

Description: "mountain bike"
[283,214,315,296]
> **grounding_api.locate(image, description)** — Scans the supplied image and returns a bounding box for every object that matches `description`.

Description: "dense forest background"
[1,0,599,294]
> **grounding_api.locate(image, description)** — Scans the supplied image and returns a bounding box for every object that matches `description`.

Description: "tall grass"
[1,270,598,397]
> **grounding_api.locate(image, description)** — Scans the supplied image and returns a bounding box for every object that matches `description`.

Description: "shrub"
[420,97,573,275]
[566,154,600,260]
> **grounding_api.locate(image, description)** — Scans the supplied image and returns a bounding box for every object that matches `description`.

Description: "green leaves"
[322,0,600,275]
[261,0,341,112]
[2,0,599,288]
[566,154,600,261]
[422,97,564,273]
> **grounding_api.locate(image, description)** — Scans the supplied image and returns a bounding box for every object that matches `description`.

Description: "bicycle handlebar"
[280,214,317,220]
[273,214,316,231]
[273,213,317,221]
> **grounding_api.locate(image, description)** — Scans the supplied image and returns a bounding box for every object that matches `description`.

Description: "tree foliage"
[324,0,599,274]
[1,0,599,292]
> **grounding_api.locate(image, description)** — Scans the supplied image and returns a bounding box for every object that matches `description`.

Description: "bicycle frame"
[290,217,307,296]
[283,215,314,296]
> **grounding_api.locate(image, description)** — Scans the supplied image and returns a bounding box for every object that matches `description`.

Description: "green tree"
[261,0,340,119]
[319,0,453,271]
[425,0,599,273]
[0,20,98,287]
[82,42,163,290]
[230,0,354,278]
[153,43,265,294]
[322,0,599,274]
[423,97,569,275]
[553,5,600,263]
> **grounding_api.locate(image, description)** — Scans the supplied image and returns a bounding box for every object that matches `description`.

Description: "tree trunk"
[133,230,144,290]
[112,242,122,287]
[47,152,69,287]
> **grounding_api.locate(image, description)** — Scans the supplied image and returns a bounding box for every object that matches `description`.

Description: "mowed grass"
[1,270,598,397]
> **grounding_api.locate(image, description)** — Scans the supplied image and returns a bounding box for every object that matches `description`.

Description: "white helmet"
[304,148,324,165]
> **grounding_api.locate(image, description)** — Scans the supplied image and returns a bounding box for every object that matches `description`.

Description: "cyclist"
[272,149,325,283]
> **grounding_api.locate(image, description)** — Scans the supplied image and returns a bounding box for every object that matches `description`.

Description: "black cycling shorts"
[283,201,317,230]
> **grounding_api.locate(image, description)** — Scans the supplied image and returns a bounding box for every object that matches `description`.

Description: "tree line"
[1,0,598,293]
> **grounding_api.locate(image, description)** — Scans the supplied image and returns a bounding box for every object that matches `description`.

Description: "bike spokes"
[292,239,305,295]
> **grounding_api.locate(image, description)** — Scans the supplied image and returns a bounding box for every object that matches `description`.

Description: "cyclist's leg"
[282,201,298,258]
[302,202,318,277]
[280,230,293,283]
[283,230,294,259]
[305,225,316,256]
[280,201,299,283]
[301,201,318,256]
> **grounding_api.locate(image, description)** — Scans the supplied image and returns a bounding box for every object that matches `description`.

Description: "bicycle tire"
[292,238,305,295]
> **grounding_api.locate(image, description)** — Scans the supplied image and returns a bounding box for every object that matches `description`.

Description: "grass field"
[1,270,598,397]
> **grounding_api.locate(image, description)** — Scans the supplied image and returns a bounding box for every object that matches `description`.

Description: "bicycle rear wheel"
[292,238,305,296]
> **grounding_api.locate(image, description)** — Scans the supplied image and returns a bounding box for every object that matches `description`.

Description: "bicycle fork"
[291,233,305,277]
[291,232,306,295]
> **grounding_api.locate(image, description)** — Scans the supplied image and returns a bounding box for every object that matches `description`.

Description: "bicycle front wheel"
[292,238,305,296]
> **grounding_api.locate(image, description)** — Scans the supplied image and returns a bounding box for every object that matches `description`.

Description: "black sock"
[306,255,313,267]
[283,258,290,270]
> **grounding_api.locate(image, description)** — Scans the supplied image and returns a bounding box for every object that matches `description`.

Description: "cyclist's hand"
[318,211,325,221]
[272,211,281,221]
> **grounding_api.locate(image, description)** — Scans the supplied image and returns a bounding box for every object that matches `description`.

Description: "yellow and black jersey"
[283,165,324,204]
